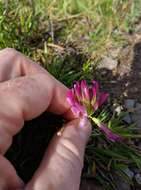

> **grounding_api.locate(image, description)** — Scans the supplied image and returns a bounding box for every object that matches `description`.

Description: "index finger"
[0,48,75,154]
[0,48,74,118]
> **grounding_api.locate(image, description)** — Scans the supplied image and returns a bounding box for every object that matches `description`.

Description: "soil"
[5,112,63,183]
[96,32,141,103]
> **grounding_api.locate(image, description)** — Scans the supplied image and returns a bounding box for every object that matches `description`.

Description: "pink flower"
[67,80,109,117]
[98,123,122,142]
[67,80,122,142]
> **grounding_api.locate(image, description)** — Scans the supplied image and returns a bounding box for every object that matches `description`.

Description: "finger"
[0,48,74,118]
[0,48,75,153]
[26,117,91,190]
[0,155,24,190]
[0,73,74,154]
[0,48,46,80]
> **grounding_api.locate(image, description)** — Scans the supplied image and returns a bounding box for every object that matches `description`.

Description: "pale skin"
[0,48,91,190]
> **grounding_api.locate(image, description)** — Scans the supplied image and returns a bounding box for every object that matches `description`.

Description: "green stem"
[89,115,100,126]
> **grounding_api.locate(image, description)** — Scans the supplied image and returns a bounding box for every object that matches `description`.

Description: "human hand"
[0,48,91,190]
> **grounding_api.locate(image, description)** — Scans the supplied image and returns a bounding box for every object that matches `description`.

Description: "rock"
[124,99,136,111]
[135,173,141,185]
[135,103,141,112]
[135,23,141,34]
[132,103,141,129]
[132,168,140,175]
[98,56,118,70]
[114,174,131,190]
[130,87,138,93]
[109,48,121,58]
[123,114,132,124]
[114,105,123,115]
[116,180,130,190]
[123,168,134,179]
[132,114,141,129]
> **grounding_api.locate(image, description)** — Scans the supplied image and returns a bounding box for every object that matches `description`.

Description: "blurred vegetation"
[0,0,141,67]
[1,0,141,189]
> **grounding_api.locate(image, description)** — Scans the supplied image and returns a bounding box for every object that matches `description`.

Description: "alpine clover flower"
[67,80,122,142]
[67,80,108,117]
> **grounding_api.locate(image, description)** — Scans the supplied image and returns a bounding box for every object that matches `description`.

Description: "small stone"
[109,48,121,58]
[116,180,130,190]
[98,56,118,70]
[135,173,141,185]
[115,106,123,115]
[131,168,140,175]
[135,23,141,33]
[130,87,138,93]
[57,127,65,136]
[123,114,132,124]
[137,141,141,149]
[132,103,141,130]
[132,115,141,129]
[123,91,128,97]
[114,174,130,190]
[125,82,129,87]
[135,103,141,112]
[123,168,134,179]
[124,99,136,111]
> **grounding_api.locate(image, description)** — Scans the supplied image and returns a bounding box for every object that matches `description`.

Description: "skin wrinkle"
[58,137,84,168]
[62,123,89,152]
[0,127,12,154]
[0,114,24,154]
[0,48,47,80]
[0,155,23,189]
[57,140,83,171]
[0,98,24,125]
[0,89,24,126]
[0,74,53,121]
[0,49,20,81]
[47,82,70,115]
[0,112,24,135]
[0,76,39,92]
[54,122,86,168]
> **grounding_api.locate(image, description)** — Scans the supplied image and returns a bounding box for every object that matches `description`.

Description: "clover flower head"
[67,80,109,117]
[67,80,122,142]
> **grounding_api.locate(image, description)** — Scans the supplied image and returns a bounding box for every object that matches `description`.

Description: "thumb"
[26,117,91,190]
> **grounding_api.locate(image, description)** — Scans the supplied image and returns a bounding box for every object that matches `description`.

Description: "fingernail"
[79,117,89,128]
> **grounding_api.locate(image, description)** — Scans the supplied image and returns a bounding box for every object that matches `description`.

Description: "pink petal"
[81,80,90,100]
[92,101,99,111]
[71,106,81,117]
[74,81,81,100]
[67,89,76,106]
[92,80,99,96]
[75,102,87,117]
[71,104,87,117]
[99,93,109,106]
[91,81,99,102]
[98,123,122,142]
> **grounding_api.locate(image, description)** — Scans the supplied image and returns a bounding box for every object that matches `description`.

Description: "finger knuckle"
[2,48,17,55]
